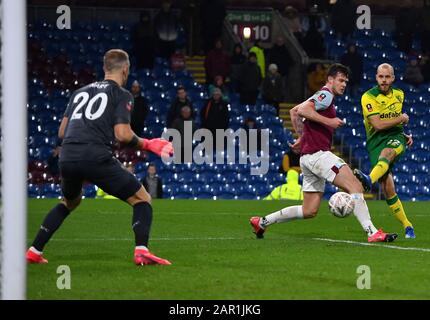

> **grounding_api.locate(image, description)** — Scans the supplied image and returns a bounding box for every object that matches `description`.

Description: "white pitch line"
[313,237,430,253]
[47,237,244,242]
[30,236,430,253]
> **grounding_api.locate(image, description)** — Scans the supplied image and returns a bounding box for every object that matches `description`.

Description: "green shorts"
[367,132,407,171]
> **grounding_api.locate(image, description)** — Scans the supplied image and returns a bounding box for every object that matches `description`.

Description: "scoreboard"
[226,10,272,43]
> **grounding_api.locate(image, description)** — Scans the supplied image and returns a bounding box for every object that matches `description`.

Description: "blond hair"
[103,49,130,73]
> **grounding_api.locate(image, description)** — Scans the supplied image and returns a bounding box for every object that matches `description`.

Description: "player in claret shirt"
[250,64,397,243]
[354,63,415,239]
[27,49,173,266]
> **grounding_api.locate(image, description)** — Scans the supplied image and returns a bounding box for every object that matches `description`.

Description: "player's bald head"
[103,49,130,73]
[376,63,394,76]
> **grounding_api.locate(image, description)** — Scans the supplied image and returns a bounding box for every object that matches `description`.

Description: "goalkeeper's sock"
[132,202,153,247]
[260,205,303,228]
[32,203,70,252]
[386,194,412,228]
[351,193,378,236]
[369,158,390,184]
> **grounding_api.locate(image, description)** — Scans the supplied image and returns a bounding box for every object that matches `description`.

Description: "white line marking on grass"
[48,237,244,242]
[32,236,430,253]
[93,211,246,216]
[313,237,430,253]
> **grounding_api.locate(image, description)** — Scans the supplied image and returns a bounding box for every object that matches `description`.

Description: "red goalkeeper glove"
[142,138,174,158]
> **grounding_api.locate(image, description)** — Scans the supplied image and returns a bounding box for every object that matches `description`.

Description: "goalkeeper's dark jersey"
[60,79,134,162]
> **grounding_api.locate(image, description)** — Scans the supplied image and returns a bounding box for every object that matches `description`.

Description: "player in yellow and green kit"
[354,63,415,238]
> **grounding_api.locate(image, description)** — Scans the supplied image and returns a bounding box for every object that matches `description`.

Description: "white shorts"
[300,151,346,193]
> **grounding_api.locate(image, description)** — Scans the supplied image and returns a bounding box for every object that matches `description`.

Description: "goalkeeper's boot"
[368,229,398,243]
[26,248,48,264]
[353,169,372,192]
[250,217,265,239]
[134,248,171,266]
[405,226,416,239]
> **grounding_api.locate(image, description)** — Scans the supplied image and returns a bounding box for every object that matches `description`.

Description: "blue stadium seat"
[28,184,41,198]
[42,183,61,198]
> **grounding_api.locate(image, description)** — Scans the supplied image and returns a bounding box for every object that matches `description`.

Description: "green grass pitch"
[27,199,430,299]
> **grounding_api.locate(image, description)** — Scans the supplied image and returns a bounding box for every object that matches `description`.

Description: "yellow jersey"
[361,86,404,143]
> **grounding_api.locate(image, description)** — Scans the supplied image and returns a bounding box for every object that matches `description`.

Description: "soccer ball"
[328,192,355,218]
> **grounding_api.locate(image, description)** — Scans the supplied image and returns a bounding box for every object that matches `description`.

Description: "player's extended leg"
[126,187,171,265]
[380,173,415,238]
[26,194,82,264]
[250,192,323,239]
[333,165,397,242]
[354,147,399,191]
[87,158,170,265]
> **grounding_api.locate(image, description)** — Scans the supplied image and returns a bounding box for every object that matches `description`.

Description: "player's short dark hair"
[103,49,130,72]
[177,85,186,92]
[327,63,350,79]
[148,162,156,169]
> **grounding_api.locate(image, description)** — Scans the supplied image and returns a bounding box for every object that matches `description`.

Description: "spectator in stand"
[395,7,419,54]
[341,44,363,97]
[330,0,355,41]
[230,44,247,93]
[267,36,292,80]
[307,63,326,94]
[154,0,179,59]
[204,39,231,84]
[208,75,230,103]
[302,5,327,34]
[130,81,149,136]
[283,6,304,44]
[142,163,163,199]
[420,53,430,83]
[172,105,196,163]
[243,117,261,151]
[132,11,155,69]
[404,57,425,86]
[419,2,430,55]
[167,86,194,127]
[262,64,283,115]
[267,36,292,100]
[302,18,326,59]
[249,41,266,79]
[238,52,262,105]
[170,48,186,71]
[201,0,226,53]
[201,88,229,149]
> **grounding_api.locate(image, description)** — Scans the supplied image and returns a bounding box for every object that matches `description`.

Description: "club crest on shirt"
[366,103,373,112]
[317,93,326,102]
[126,101,133,111]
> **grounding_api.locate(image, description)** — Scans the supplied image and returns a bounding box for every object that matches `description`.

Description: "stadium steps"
[186,56,206,84]
[279,102,296,137]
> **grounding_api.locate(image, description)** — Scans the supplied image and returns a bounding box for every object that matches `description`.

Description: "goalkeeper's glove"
[142,138,174,158]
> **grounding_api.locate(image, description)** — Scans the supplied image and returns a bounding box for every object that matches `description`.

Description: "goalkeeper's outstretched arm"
[114,123,173,157]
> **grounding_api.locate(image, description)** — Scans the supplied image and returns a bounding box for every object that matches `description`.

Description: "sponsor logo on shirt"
[380,111,401,119]
[366,104,373,112]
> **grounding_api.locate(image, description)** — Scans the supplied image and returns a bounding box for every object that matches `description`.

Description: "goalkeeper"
[354,63,415,239]
[26,49,174,265]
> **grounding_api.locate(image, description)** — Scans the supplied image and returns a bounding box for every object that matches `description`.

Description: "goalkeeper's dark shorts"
[59,157,142,201]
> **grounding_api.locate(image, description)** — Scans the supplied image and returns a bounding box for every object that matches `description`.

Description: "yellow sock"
[386,194,412,228]
[369,158,390,183]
